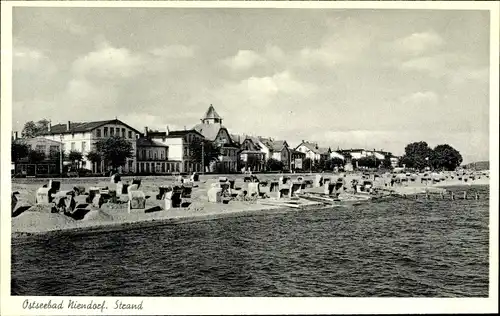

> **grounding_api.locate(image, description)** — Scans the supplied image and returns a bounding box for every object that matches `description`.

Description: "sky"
[12,7,491,163]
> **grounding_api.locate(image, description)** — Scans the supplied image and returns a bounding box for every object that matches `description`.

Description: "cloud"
[400,91,439,105]
[391,31,444,56]
[72,41,144,79]
[222,50,266,71]
[150,44,195,59]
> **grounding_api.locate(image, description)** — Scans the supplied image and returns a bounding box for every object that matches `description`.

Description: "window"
[110,128,114,136]
[160,151,164,159]
[35,145,45,153]
[104,127,108,137]
[142,150,146,160]
[116,128,120,135]
[149,150,152,159]
[81,142,86,152]
[154,152,157,160]
[71,142,75,150]
[128,131,132,139]
[122,128,125,138]
[96,129,101,137]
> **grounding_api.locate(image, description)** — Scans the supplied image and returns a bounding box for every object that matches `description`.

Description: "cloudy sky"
[12,8,490,163]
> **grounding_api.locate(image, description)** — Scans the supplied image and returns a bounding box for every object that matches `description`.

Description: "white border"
[1,1,499,315]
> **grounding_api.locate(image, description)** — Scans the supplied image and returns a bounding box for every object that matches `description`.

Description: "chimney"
[165,125,170,136]
[48,120,52,132]
[67,121,71,131]
[14,131,18,140]
[144,126,148,137]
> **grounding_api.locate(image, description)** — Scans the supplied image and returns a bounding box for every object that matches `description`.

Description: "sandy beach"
[11,171,490,238]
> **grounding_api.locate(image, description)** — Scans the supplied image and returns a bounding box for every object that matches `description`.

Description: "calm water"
[12,186,489,297]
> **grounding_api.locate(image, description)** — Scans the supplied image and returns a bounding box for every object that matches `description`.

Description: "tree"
[189,138,220,169]
[358,156,381,169]
[400,141,433,170]
[302,158,314,172]
[430,144,463,171]
[21,119,50,138]
[95,136,134,170]
[382,154,393,169]
[86,150,102,173]
[28,150,45,164]
[11,140,30,163]
[266,158,284,171]
[68,150,83,169]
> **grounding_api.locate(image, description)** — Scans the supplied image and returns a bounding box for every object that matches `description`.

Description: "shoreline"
[11,173,490,240]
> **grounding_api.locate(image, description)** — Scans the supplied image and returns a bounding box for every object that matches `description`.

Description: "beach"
[11,171,490,237]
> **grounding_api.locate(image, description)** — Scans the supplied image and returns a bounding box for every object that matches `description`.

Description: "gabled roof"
[230,134,244,144]
[202,105,222,121]
[41,119,141,135]
[192,123,228,142]
[296,141,330,155]
[242,137,263,150]
[167,129,205,138]
[136,137,169,148]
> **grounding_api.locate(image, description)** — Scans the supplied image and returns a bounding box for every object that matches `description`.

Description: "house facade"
[40,119,140,173]
[295,141,331,161]
[142,127,205,174]
[239,137,266,172]
[193,105,239,173]
[136,132,171,174]
[259,138,291,170]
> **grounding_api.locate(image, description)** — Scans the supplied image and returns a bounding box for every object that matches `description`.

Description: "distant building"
[23,137,63,158]
[295,141,330,161]
[258,137,291,170]
[136,131,170,174]
[239,136,266,172]
[192,105,239,173]
[39,119,140,173]
[142,127,205,174]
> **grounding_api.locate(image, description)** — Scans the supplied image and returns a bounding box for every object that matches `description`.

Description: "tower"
[201,104,223,125]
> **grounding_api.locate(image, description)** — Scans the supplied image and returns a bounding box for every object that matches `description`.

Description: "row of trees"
[399,141,462,171]
[11,136,135,174]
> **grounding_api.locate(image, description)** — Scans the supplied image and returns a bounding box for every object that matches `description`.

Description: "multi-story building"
[258,137,291,170]
[295,141,331,161]
[39,119,140,173]
[136,130,170,174]
[192,105,239,173]
[144,127,205,174]
[239,136,266,172]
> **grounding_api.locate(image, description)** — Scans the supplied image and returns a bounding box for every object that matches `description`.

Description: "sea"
[11,185,489,297]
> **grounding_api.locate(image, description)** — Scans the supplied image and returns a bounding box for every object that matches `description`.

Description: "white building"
[40,119,140,173]
[295,141,330,161]
[145,127,205,174]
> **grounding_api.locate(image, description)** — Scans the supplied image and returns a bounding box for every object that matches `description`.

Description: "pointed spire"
[202,104,223,124]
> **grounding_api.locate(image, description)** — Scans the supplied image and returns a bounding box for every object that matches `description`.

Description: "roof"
[41,119,141,135]
[192,123,226,141]
[242,136,263,150]
[230,134,244,144]
[202,105,222,121]
[296,141,329,154]
[136,137,169,148]
[167,129,204,138]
